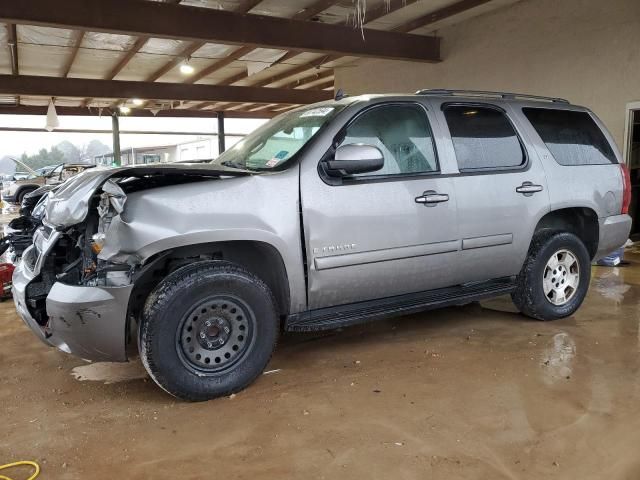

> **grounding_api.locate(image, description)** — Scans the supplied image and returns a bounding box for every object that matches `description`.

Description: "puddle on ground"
[593,268,631,303]
[71,361,148,384]
[540,332,576,385]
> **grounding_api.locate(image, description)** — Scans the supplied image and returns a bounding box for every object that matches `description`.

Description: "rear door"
[300,101,461,309]
[429,100,550,283]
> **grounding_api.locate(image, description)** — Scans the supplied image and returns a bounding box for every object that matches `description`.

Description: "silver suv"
[13,90,632,401]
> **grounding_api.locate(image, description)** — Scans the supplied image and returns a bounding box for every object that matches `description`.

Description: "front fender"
[97,170,307,313]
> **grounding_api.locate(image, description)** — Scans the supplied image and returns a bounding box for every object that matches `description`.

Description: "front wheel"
[140,261,279,401]
[511,232,590,321]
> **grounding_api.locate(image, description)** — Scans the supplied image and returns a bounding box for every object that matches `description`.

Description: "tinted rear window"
[443,105,525,171]
[523,108,616,165]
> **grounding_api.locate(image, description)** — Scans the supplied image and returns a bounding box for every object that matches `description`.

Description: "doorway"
[624,104,640,238]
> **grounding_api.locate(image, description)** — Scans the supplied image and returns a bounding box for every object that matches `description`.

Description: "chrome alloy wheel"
[542,249,580,306]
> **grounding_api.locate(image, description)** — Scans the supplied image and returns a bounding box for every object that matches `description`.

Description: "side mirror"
[324,144,384,177]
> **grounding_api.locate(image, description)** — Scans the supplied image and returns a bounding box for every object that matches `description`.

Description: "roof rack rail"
[415,89,569,104]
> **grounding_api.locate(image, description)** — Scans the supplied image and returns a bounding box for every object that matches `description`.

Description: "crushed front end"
[12,178,134,362]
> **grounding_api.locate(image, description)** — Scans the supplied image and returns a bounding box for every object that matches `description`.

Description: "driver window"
[340,104,438,177]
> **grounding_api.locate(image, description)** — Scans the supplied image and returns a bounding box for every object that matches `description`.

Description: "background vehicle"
[13,91,631,401]
[2,162,94,204]
[0,186,54,263]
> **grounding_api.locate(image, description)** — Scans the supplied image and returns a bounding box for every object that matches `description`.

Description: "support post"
[111,112,121,166]
[217,111,226,155]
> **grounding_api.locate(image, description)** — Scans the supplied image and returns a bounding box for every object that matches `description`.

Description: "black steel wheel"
[177,295,254,373]
[140,261,279,401]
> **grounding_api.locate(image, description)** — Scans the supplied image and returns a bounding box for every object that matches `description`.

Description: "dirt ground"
[2,243,640,479]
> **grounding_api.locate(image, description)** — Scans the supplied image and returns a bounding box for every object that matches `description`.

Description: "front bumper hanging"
[12,244,134,362]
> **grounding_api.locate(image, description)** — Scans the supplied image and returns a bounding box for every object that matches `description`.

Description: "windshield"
[212,103,345,171]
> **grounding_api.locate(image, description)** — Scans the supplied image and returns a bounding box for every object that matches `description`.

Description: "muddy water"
[2,255,640,479]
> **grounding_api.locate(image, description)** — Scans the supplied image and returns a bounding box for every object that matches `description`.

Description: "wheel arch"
[129,240,291,320]
[532,207,599,259]
[14,184,39,202]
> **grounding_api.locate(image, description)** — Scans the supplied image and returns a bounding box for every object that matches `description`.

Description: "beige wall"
[334,0,640,150]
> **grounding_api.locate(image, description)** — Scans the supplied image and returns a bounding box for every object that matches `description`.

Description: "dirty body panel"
[13,163,305,362]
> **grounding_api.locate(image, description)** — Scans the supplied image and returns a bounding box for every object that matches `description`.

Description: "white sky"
[0,114,268,157]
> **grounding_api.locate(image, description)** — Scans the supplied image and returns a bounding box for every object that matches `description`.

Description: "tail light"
[620,163,631,215]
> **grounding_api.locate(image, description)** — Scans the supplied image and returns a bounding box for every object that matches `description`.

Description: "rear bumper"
[12,260,133,362]
[595,214,632,260]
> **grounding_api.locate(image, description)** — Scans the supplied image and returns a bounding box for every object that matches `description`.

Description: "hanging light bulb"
[131,98,144,106]
[180,57,194,75]
[45,98,59,132]
[119,105,131,114]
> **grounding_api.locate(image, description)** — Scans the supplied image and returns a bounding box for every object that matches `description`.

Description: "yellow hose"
[0,461,40,480]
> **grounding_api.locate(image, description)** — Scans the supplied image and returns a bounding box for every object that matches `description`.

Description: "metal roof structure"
[0,0,517,119]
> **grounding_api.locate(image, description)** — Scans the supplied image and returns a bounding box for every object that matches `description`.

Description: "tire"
[140,261,279,401]
[511,232,590,321]
[17,188,36,204]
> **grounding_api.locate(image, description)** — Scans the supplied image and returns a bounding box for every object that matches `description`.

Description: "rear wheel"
[140,261,279,401]
[511,232,590,320]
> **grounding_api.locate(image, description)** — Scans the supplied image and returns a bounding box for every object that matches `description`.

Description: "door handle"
[415,190,449,207]
[516,182,543,196]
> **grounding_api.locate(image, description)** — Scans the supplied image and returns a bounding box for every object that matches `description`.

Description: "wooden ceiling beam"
[187,46,254,85]
[249,0,489,90]
[0,104,275,118]
[7,23,18,75]
[393,0,493,33]
[0,74,333,104]
[147,1,261,85]
[106,35,149,80]
[235,0,263,12]
[280,69,333,89]
[0,0,440,62]
[185,0,333,85]
[292,0,337,20]
[145,41,206,82]
[61,30,85,78]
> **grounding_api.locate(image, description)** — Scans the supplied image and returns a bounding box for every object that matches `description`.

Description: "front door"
[430,100,550,282]
[300,102,460,309]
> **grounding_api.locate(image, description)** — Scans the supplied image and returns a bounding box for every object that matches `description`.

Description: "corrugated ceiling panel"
[179,0,324,17]
[83,32,136,51]
[140,38,190,56]
[71,48,126,79]
[114,52,189,81]
[18,25,76,47]
[18,44,69,76]
[251,0,327,18]
[317,0,388,25]
[193,43,237,60]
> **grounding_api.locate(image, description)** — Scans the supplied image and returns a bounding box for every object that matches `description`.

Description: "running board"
[285,277,516,332]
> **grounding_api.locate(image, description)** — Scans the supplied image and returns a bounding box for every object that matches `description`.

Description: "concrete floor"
[2,252,640,479]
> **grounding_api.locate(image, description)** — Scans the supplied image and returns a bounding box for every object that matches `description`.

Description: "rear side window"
[443,105,525,171]
[523,108,617,165]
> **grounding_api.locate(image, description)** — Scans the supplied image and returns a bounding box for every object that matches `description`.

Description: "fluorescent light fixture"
[131,98,144,106]
[119,105,131,114]
[180,62,195,75]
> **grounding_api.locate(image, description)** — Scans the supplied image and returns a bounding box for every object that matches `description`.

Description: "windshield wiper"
[221,160,253,171]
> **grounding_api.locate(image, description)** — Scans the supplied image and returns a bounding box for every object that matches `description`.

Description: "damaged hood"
[44,163,249,228]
